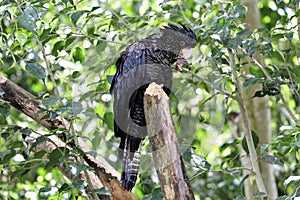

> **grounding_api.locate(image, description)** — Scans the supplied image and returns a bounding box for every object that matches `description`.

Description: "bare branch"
[0,74,137,200]
[144,83,195,200]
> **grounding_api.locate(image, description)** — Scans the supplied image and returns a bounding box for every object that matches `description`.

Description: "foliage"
[0,0,299,199]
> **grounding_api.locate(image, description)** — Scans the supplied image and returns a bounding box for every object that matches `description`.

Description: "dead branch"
[143,83,195,200]
[0,74,137,200]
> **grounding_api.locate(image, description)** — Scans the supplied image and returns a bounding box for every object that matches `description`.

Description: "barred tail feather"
[121,135,142,191]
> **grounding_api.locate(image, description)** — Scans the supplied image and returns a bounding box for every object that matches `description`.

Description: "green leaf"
[39,28,51,41]
[1,132,10,140]
[46,147,68,170]
[183,148,192,161]
[70,163,87,177]
[72,180,85,189]
[65,37,76,48]
[262,155,282,165]
[150,188,164,200]
[253,191,268,198]
[231,3,246,18]
[243,78,260,88]
[34,150,47,159]
[237,29,253,37]
[18,15,37,34]
[0,150,16,164]
[72,101,82,116]
[242,130,259,154]
[24,7,39,21]
[260,144,269,153]
[62,0,69,5]
[227,37,243,49]
[251,90,266,99]
[15,30,28,46]
[71,11,85,24]
[104,112,114,130]
[201,159,211,170]
[20,127,32,137]
[106,75,114,84]
[71,71,81,79]
[30,136,48,149]
[96,41,107,53]
[42,96,62,109]
[91,187,111,195]
[276,195,290,200]
[26,63,46,79]
[0,102,10,118]
[59,183,71,193]
[72,47,85,63]
[39,186,51,193]
[52,41,66,57]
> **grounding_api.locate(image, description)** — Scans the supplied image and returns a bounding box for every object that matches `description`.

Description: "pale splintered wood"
[144,82,195,200]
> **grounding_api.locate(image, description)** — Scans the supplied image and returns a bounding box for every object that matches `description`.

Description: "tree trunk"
[144,83,195,200]
[240,1,278,199]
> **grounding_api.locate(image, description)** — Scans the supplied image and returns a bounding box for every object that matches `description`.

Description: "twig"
[242,48,300,125]
[227,48,267,196]
[34,34,60,96]
[181,67,236,99]
[15,2,60,96]
[189,166,255,182]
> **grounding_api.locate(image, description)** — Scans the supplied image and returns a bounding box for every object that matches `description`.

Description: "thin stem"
[244,49,300,125]
[228,48,267,195]
[15,2,60,96]
[181,67,236,100]
[34,34,60,96]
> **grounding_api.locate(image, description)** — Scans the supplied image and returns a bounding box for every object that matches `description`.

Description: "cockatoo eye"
[180,41,185,46]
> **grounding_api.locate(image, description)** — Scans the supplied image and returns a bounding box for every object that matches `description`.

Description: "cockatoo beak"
[175,47,193,71]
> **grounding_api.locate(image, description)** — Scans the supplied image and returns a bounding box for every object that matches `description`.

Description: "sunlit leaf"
[70,163,87,177]
[72,47,85,63]
[15,30,28,46]
[104,112,114,130]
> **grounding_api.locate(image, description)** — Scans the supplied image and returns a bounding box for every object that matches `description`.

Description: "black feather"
[110,24,196,191]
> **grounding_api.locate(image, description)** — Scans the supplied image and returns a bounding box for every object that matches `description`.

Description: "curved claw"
[175,58,191,71]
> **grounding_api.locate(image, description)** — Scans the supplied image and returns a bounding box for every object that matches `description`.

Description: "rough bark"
[240,1,278,199]
[0,74,137,200]
[144,83,195,200]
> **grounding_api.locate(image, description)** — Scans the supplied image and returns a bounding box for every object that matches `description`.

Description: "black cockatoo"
[110,24,197,191]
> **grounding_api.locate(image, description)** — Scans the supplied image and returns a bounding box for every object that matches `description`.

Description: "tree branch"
[144,83,195,200]
[227,49,267,197]
[0,74,137,200]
